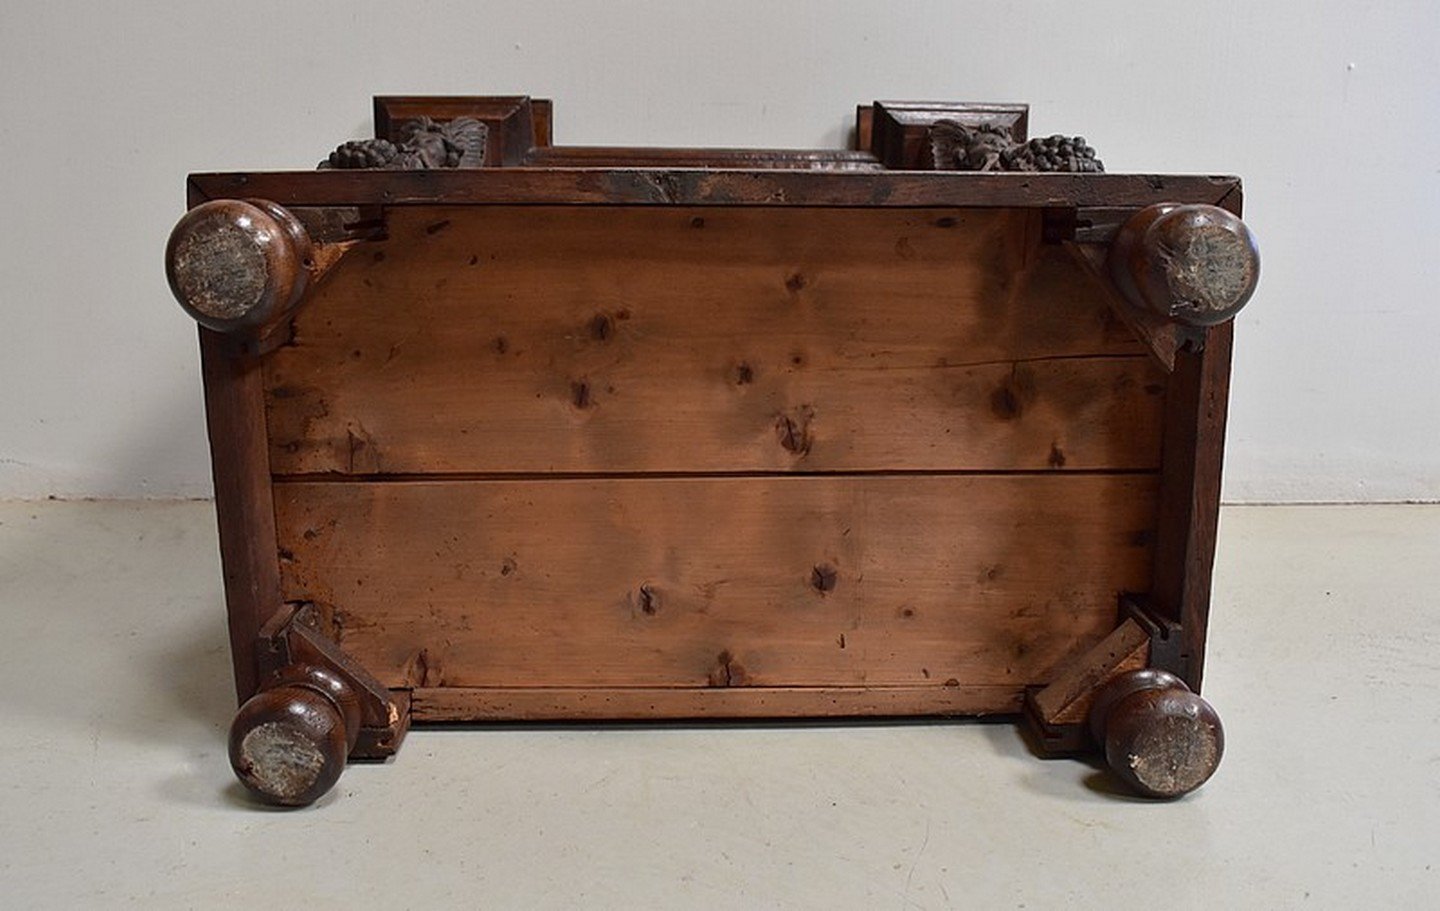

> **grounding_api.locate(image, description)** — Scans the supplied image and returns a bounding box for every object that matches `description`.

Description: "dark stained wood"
[272,474,1158,693]
[182,98,1251,797]
[523,146,883,170]
[530,98,553,147]
[1108,204,1260,327]
[263,205,1163,476]
[250,602,409,769]
[1090,669,1224,798]
[373,95,538,167]
[1151,322,1234,690]
[167,199,314,334]
[854,105,874,152]
[229,677,351,807]
[187,169,1242,210]
[199,328,284,702]
[412,684,1024,721]
[869,101,1030,169]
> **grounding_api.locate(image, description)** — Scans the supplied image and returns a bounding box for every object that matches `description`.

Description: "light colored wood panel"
[409,685,1024,721]
[1029,618,1151,726]
[275,474,1157,690]
[266,206,1158,475]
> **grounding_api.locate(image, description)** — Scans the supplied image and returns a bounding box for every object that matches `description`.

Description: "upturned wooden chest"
[166,96,1258,806]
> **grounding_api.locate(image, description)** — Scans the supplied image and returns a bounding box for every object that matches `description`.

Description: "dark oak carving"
[1089,669,1224,798]
[321,116,487,170]
[930,120,1103,172]
[172,95,1254,806]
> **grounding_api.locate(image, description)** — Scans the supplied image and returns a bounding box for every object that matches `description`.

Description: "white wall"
[1,1,1436,502]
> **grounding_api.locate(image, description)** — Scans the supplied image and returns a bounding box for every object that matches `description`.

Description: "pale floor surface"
[0,501,1435,909]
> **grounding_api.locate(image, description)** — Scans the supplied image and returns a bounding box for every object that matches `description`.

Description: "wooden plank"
[265,206,1164,476]
[199,328,283,702]
[854,105,874,152]
[1066,240,1188,372]
[187,170,1242,210]
[1152,322,1234,691]
[1028,617,1151,726]
[523,146,883,170]
[273,474,1158,691]
[410,684,1025,721]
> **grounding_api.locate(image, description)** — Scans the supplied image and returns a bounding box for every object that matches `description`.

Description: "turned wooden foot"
[1108,203,1260,327]
[1088,668,1224,799]
[229,665,361,807]
[166,199,315,334]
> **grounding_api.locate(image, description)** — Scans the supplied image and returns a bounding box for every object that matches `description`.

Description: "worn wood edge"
[1028,618,1151,724]
[409,685,1024,721]
[187,178,285,703]
[187,170,1243,209]
[199,327,284,705]
[1152,322,1234,691]
[1023,618,1151,754]
[353,690,410,760]
[523,147,884,170]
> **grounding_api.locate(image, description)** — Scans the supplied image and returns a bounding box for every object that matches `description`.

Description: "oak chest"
[166,96,1258,806]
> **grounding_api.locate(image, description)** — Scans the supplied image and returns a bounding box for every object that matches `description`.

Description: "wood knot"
[990,386,1022,420]
[1048,443,1067,468]
[570,379,594,410]
[733,362,755,386]
[775,406,814,456]
[811,563,838,594]
[784,272,807,294]
[589,312,615,341]
[988,367,1035,421]
[637,583,659,616]
[408,648,444,687]
[707,650,749,687]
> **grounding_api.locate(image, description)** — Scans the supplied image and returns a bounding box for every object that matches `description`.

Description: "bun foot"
[1089,668,1224,799]
[228,665,360,807]
[1108,203,1260,327]
[166,199,315,334]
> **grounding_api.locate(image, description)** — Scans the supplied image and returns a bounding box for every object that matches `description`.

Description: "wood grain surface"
[274,474,1157,692]
[265,206,1162,476]
[188,169,1240,210]
[410,684,1025,721]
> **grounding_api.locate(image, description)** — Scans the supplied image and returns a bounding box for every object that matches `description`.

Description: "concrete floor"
[0,501,1435,908]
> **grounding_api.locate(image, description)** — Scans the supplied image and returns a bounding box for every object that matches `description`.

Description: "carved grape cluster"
[325,139,400,169]
[1003,135,1103,173]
